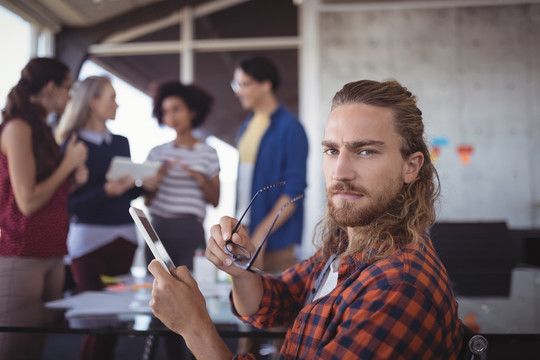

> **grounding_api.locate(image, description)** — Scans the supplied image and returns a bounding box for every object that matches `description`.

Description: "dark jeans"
[144,215,205,360]
[144,214,205,271]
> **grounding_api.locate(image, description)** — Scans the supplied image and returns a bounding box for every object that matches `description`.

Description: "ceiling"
[0,0,491,144]
[1,0,300,145]
[1,0,438,30]
[2,0,169,30]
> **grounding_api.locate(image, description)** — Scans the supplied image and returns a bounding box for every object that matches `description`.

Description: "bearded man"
[148,79,465,359]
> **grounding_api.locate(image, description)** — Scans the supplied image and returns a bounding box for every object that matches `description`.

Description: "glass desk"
[0,276,285,360]
[4,268,540,359]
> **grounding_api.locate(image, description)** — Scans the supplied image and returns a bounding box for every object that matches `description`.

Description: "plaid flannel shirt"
[232,235,463,359]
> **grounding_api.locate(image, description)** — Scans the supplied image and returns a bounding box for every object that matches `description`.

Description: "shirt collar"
[336,250,378,282]
[247,103,285,122]
[78,128,113,145]
[269,103,286,121]
[337,237,428,278]
[339,255,363,276]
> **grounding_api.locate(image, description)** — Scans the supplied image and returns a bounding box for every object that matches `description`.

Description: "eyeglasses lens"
[225,243,251,265]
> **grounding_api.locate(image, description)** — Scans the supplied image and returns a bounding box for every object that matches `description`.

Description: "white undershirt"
[313,257,341,301]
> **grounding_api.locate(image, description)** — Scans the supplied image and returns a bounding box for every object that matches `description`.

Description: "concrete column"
[40,29,55,57]
[299,0,323,257]
[181,6,194,84]
[29,24,39,58]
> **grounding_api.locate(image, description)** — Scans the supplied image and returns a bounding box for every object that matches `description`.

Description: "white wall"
[315,4,540,229]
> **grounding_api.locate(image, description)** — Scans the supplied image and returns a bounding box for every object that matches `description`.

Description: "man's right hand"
[206,216,265,317]
[206,216,257,277]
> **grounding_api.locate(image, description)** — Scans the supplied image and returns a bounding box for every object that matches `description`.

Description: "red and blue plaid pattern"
[232,235,464,359]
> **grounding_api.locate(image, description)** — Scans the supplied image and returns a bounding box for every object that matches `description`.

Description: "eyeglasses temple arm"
[246,210,281,269]
[230,188,262,236]
[246,194,303,270]
[230,181,286,236]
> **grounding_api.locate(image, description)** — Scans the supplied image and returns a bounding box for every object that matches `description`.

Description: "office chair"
[459,324,488,360]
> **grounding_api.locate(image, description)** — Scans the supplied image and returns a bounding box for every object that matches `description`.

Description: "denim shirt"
[236,103,309,251]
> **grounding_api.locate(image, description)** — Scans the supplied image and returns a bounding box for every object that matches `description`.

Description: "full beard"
[327,177,403,228]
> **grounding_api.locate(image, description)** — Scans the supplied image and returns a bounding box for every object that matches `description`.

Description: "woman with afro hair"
[144,81,220,271]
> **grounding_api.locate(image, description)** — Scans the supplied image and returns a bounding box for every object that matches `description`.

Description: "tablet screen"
[130,207,175,274]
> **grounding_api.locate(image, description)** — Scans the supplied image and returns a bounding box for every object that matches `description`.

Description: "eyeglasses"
[224,181,303,274]
[58,83,73,95]
[230,79,254,93]
[58,82,72,90]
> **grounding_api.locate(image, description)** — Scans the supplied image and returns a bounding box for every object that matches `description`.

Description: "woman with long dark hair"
[0,57,88,359]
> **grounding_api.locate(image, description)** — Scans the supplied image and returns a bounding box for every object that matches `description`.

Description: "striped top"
[232,235,464,360]
[146,141,220,221]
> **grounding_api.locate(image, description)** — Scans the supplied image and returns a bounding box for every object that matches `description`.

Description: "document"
[46,291,152,317]
[106,156,160,181]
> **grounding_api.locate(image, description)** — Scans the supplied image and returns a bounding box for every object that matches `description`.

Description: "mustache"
[328,181,368,196]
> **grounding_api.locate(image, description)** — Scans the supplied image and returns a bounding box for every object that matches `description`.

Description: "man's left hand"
[148,260,212,336]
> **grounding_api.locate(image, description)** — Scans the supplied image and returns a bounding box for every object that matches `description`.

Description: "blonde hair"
[315,79,440,263]
[55,76,111,143]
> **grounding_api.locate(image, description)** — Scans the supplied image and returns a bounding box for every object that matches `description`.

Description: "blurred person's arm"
[1,120,87,215]
[70,164,88,192]
[250,194,296,248]
[182,164,220,207]
[250,119,308,263]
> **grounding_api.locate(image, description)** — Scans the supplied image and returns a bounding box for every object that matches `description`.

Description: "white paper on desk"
[198,282,232,298]
[45,291,152,317]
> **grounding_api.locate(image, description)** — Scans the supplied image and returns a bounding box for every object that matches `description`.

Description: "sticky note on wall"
[429,137,449,163]
[430,146,441,162]
[457,144,474,164]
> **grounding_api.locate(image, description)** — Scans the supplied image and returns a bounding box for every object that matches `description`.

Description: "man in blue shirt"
[231,55,309,274]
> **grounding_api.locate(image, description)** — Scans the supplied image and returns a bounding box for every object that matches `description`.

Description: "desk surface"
[0,313,284,338]
[0,275,284,338]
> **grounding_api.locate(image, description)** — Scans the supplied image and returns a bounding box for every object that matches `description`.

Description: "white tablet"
[107,156,160,181]
[129,206,176,275]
